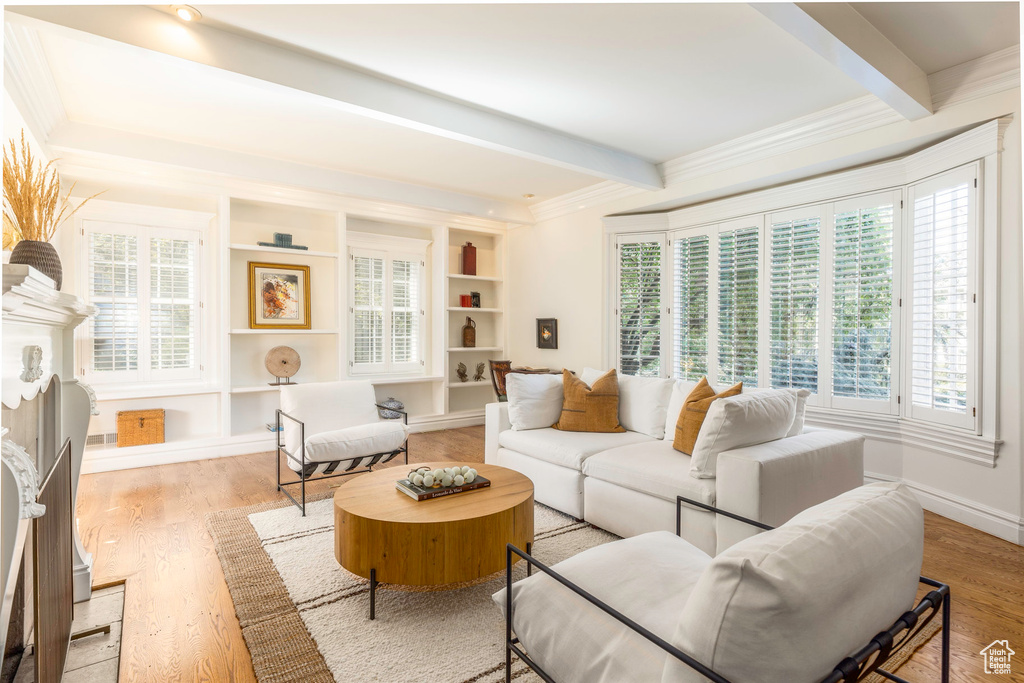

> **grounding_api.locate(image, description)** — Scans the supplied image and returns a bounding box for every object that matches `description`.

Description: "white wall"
[508,98,1024,543]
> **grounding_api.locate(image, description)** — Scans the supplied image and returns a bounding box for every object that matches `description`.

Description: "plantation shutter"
[672,233,710,381]
[769,210,820,393]
[84,221,201,383]
[88,228,140,380]
[832,193,898,412]
[617,235,666,377]
[390,257,421,372]
[150,236,198,374]
[907,166,976,430]
[351,251,386,373]
[717,225,759,387]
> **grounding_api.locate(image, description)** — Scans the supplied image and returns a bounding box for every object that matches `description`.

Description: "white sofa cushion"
[581,368,674,439]
[280,380,380,457]
[495,531,711,683]
[787,388,811,437]
[690,389,797,479]
[498,428,653,471]
[288,420,409,472]
[506,373,564,430]
[582,440,715,506]
[665,483,924,683]
[662,379,700,441]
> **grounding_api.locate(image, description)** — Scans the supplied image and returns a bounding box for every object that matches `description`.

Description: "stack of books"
[396,476,491,501]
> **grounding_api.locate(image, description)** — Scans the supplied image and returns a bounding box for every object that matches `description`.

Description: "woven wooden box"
[116,409,165,447]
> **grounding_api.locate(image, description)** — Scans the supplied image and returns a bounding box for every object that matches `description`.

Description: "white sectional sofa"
[485,370,864,555]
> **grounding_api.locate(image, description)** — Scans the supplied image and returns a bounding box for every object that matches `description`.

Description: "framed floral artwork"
[248,262,311,329]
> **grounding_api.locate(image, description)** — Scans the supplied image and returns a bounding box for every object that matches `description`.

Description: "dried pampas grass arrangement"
[3,130,102,249]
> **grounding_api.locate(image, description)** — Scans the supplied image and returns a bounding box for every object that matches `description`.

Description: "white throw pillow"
[506,373,564,430]
[662,379,700,442]
[786,388,811,437]
[689,389,796,479]
[664,483,924,683]
[581,368,674,439]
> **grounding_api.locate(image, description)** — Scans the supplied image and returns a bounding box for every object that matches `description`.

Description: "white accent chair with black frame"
[496,482,951,683]
[276,380,410,515]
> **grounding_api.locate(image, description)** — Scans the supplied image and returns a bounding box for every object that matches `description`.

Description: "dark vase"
[9,240,62,290]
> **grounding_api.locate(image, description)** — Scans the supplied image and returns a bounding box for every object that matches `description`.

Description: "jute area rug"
[207,494,938,683]
[207,493,615,682]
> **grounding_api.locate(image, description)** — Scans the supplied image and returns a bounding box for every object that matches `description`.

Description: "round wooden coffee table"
[333,462,534,619]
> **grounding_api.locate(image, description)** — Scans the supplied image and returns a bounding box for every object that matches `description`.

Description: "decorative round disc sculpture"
[265,346,301,381]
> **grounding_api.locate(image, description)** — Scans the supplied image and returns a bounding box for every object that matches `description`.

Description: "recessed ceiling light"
[173,5,201,22]
[522,193,535,199]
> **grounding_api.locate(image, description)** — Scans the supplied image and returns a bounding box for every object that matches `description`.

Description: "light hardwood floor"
[76,427,1023,682]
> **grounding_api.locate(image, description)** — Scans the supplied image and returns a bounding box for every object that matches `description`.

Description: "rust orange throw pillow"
[552,369,626,433]
[672,377,742,454]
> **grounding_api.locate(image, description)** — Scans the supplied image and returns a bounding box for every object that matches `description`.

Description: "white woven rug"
[236,497,617,682]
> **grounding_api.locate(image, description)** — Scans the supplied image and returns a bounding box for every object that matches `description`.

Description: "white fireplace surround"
[1,265,97,612]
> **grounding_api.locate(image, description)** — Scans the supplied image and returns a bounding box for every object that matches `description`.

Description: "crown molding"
[3,22,67,149]
[534,46,1020,225]
[929,44,1020,110]
[603,118,1010,233]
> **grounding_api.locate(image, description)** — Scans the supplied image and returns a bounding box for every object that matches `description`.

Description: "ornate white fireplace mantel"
[2,264,97,603]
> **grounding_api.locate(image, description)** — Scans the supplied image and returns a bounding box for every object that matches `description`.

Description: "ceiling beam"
[5,6,664,190]
[48,122,536,225]
[752,3,933,121]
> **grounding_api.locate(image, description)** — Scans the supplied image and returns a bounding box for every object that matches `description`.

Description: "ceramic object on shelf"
[473,362,485,381]
[461,242,477,275]
[462,317,476,348]
[378,397,405,420]
[456,362,469,382]
[9,240,62,290]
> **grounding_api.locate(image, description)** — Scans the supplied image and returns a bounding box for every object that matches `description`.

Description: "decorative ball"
[454,475,465,486]
[465,471,476,484]
[412,474,424,487]
[417,467,429,473]
[441,474,453,487]
[423,474,434,487]
[461,466,471,475]
[408,471,417,480]
[433,469,444,479]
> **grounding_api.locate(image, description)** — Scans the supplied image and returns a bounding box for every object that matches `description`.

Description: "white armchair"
[277,381,410,515]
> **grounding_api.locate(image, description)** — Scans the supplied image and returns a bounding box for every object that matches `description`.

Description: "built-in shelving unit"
[444,227,507,416]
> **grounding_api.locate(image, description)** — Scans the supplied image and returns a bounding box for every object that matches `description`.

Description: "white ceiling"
[199,3,866,163]
[852,2,1020,74]
[40,30,600,204]
[19,3,1023,208]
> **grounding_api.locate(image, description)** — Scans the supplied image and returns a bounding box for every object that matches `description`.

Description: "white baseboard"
[865,471,1024,545]
[82,415,486,473]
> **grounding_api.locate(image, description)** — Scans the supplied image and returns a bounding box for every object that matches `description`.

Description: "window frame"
[613,232,670,378]
[902,164,979,431]
[829,190,903,415]
[346,233,429,377]
[76,203,209,388]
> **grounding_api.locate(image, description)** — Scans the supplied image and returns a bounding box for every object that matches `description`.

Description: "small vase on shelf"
[462,317,476,348]
[461,242,477,276]
[9,240,63,289]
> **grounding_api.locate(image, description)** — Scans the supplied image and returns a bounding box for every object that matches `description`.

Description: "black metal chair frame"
[504,495,950,683]
[275,404,409,516]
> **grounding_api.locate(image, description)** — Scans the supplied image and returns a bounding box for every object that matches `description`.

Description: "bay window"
[611,163,981,434]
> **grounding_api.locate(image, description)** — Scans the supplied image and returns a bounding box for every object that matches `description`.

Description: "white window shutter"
[351,251,386,373]
[769,211,820,393]
[907,166,977,430]
[150,237,197,372]
[717,225,759,387]
[88,230,140,378]
[831,195,897,412]
[390,257,421,372]
[617,236,664,377]
[672,233,710,381]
